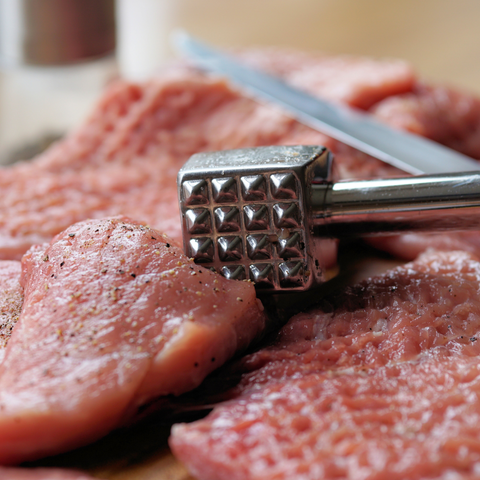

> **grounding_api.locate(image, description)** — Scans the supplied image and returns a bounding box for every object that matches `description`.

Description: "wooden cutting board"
[31,408,196,479]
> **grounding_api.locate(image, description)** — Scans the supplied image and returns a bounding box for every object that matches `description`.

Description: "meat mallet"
[178,145,480,292]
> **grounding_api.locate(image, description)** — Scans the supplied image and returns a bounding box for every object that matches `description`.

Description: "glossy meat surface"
[171,250,480,480]
[0,217,266,464]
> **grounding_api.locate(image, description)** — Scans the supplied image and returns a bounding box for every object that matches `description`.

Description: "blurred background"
[0,0,479,165]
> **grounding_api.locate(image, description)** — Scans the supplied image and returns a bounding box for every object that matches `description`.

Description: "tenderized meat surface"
[0,217,266,465]
[171,250,480,480]
[2,50,480,263]
[0,261,23,364]
[0,467,99,480]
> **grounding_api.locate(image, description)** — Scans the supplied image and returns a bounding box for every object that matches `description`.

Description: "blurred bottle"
[0,0,117,165]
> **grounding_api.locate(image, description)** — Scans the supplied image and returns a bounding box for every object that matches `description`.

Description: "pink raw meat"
[368,231,480,262]
[373,83,480,159]
[171,250,480,480]
[0,261,23,364]
[0,50,449,262]
[0,467,99,480]
[0,216,266,465]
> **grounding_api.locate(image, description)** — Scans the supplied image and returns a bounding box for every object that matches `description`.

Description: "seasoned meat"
[0,217,266,464]
[0,261,23,363]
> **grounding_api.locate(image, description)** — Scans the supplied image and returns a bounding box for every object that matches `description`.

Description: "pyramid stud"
[212,177,237,203]
[247,234,271,260]
[188,238,214,263]
[277,232,303,259]
[241,175,266,201]
[183,179,209,206]
[249,263,274,288]
[218,236,243,261]
[279,261,305,288]
[222,265,246,281]
[215,207,240,232]
[273,203,300,228]
[244,205,269,231]
[270,172,297,199]
[185,208,211,234]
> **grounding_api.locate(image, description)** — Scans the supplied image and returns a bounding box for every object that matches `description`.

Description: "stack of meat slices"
[1,49,480,478]
[2,49,480,263]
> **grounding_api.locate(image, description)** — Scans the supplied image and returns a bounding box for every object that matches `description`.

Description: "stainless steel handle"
[312,171,480,237]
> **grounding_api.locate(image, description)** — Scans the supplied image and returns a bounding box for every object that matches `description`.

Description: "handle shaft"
[311,171,480,237]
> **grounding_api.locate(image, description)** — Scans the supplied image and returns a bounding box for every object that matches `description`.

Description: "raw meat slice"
[171,250,480,480]
[0,216,266,465]
[0,261,23,363]
[0,50,445,262]
[368,231,480,262]
[373,83,480,159]
[0,467,98,480]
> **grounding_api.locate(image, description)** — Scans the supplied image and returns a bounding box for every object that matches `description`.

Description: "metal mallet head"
[178,146,331,292]
[178,145,480,293]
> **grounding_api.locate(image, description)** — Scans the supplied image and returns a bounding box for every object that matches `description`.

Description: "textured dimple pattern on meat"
[170,250,480,480]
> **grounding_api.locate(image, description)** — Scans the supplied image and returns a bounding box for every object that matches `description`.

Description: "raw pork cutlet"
[0,261,23,364]
[0,217,266,465]
[172,250,480,480]
[0,49,442,263]
[0,467,100,479]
